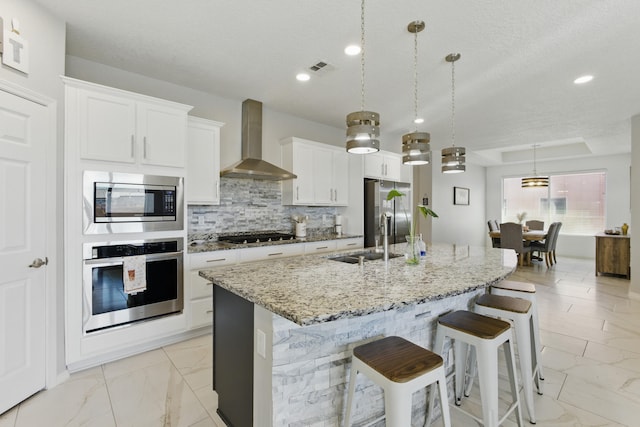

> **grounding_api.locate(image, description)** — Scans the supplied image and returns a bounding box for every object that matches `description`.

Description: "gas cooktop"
[218,232,296,244]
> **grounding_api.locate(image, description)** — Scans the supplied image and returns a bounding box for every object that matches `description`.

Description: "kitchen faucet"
[380,212,390,262]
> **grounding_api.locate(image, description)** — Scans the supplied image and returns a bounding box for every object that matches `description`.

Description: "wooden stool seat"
[476,294,531,314]
[491,280,536,294]
[354,336,443,383]
[438,310,511,339]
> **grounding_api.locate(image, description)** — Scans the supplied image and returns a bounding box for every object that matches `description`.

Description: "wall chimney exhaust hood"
[220,99,297,181]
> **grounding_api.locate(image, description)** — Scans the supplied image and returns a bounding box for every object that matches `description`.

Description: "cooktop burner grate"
[218,232,296,244]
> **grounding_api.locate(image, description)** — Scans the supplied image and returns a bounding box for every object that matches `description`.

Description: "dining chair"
[549,222,562,264]
[525,220,544,230]
[530,222,558,267]
[487,220,501,248]
[499,222,532,266]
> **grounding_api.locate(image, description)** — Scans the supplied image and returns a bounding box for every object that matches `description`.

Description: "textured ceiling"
[34,0,640,165]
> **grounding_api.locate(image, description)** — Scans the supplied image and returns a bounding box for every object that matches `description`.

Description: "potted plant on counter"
[387,189,438,265]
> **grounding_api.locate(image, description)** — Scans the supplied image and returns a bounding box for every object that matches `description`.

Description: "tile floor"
[1,256,638,426]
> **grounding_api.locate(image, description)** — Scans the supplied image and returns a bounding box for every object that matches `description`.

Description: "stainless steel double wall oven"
[82,171,184,333]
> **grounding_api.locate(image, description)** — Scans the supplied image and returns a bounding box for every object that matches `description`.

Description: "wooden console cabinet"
[595,233,630,279]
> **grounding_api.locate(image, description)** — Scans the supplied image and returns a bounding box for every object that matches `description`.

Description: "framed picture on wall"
[453,186,470,205]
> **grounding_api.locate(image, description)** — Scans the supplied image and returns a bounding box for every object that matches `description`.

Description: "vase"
[621,223,629,235]
[404,235,420,265]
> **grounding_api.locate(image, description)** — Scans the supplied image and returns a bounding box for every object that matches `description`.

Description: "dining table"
[489,229,547,241]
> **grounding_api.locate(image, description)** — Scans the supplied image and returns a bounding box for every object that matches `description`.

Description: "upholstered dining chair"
[525,220,544,230]
[487,220,501,248]
[500,222,532,266]
[549,222,562,264]
[530,222,558,267]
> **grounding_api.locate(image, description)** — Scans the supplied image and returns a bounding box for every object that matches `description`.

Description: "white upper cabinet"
[281,137,349,206]
[187,117,225,205]
[363,150,402,181]
[64,77,192,168]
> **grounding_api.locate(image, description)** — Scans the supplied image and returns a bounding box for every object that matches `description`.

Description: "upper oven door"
[83,171,184,234]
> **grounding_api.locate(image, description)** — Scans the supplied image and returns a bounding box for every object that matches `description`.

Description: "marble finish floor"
[1,256,639,426]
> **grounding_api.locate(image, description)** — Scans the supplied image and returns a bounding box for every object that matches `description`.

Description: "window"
[502,171,606,235]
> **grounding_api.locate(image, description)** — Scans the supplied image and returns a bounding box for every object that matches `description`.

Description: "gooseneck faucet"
[380,212,390,261]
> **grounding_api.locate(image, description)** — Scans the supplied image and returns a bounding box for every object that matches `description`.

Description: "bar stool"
[491,280,544,380]
[344,336,451,427]
[427,311,523,427]
[475,294,542,424]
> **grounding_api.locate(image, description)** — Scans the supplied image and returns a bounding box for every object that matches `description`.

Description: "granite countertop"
[187,233,362,254]
[200,243,518,326]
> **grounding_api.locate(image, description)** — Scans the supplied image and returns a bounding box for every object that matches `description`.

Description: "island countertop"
[200,243,517,326]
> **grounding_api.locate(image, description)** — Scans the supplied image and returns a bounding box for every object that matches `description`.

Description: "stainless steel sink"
[328,251,402,264]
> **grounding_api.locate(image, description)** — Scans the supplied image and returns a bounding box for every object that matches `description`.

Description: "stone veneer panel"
[269,290,483,426]
[188,177,339,235]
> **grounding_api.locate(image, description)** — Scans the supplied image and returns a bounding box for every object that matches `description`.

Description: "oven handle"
[83,250,183,265]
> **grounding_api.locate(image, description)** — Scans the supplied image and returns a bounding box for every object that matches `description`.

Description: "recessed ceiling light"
[574,75,593,84]
[344,45,361,56]
[296,73,310,82]
[414,118,424,124]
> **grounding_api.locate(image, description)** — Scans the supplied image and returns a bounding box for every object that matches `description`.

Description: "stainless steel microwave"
[83,171,184,234]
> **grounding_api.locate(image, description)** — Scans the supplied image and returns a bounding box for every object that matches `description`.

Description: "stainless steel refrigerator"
[364,179,412,248]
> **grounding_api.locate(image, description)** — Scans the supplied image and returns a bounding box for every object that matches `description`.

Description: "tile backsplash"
[188,178,339,236]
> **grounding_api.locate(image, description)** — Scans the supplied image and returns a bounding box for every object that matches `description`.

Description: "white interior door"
[0,88,47,413]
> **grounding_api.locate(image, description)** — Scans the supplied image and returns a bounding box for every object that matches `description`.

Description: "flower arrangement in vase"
[386,189,438,265]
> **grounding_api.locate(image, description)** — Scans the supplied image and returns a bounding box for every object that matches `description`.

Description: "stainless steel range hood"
[220,99,297,181]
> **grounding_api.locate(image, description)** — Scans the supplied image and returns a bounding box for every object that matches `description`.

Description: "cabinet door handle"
[316,246,328,250]
[334,189,338,201]
[130,135,135,158]
[385,163,388,175]
[268,252,283,256]
[206,258,227,263]
[206,282,213,286]
[143,136,148,159]
[296,186,299,201]
[206,310,213,314]
[346,242,357,246]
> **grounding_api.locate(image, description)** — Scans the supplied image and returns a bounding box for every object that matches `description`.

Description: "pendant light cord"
[360,0,366,112]
[413,26,419,131]
[450,57,456,148]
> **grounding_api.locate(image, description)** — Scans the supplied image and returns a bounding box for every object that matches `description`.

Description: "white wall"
[0,0,66,382]
[486,153,631,259]
[430,158,487,247]
[631,115,639,297]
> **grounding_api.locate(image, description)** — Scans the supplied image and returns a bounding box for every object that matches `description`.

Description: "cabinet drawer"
[336,238,364,251]
[304,241,337,254]
[239,244,303,263]
[191,271,213,300]
[189,250,238,270]
[190,298,213,329]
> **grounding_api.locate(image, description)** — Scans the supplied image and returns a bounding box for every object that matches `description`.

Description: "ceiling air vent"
[308,60,335,76]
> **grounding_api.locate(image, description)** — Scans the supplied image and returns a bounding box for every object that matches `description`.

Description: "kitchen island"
[200,243,517,426]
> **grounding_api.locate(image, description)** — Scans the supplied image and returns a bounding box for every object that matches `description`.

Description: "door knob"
[29,257,48,268]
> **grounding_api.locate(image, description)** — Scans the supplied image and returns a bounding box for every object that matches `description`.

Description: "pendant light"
[402,20,431,165]
[346,0,380,154]
[521,144,549,187]
[441,53,466,173]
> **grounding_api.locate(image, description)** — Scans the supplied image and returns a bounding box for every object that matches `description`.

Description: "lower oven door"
[82,251,184,333]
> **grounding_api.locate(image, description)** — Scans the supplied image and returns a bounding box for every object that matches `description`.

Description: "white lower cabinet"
[304,240,337,254]
[336,237,364,251]
[188,250,238,329]
[238,243,304,263]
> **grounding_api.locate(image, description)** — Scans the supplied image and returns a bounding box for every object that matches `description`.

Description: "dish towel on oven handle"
[123,255,147,294]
